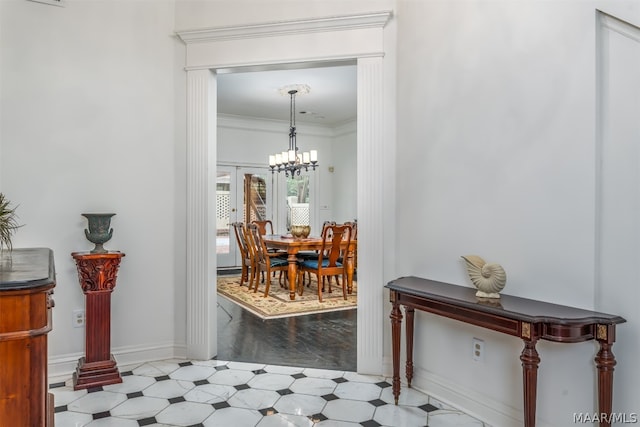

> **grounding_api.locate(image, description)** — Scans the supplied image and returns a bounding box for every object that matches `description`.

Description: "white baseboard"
[380,357,554,427]
[48,342,187,384]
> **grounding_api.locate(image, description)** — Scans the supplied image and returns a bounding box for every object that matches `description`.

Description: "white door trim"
[178,11,392,374]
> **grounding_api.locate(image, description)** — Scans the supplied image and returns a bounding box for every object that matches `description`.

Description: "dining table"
[262,234,357,300]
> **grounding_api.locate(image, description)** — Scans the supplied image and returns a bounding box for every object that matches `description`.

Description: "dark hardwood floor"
[216,273,357,372]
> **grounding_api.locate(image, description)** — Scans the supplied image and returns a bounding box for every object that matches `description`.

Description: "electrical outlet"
[73,309,85,328]
[472,338,484,362]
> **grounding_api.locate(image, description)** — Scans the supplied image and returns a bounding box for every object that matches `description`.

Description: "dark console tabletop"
[0,248,55,290]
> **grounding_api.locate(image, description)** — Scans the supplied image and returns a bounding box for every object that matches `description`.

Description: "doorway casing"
[177,11,392,374]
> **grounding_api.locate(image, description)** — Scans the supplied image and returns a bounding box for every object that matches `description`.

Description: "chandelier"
[268,87,318,176]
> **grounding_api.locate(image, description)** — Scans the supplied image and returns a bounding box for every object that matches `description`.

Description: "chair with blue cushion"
[246,223,289,297]
[298,221,336,287]
[297,223,352,302]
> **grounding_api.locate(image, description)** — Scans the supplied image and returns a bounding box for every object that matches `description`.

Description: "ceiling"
[216,62,357,127]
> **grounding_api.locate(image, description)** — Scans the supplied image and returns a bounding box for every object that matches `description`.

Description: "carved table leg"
[390,292,403,405]
[595,324,617,427]
[345,248,355,294]
[520,337,540,427]
[405,307,415,388]
[287,253,298,300]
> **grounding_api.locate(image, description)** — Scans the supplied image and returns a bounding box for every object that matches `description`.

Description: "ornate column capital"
[71,252,125,293]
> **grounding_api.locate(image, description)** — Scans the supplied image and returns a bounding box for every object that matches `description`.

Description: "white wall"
[217,114,356,233]
[331,121,357,223]
[174,0,393,31]
[0,0,182,375]
[395,1,639,425]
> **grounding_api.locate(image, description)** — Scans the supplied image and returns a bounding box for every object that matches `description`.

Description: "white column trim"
[186,69,217,360]
[356,57,385,374]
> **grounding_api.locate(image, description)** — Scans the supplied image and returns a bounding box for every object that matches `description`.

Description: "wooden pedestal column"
[71,251,125,390]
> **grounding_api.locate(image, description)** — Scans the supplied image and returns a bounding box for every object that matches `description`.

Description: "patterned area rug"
[217,274,357,320]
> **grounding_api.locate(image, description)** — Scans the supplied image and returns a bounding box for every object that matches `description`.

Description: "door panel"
[216,166,274,268]
[216,167,236,268]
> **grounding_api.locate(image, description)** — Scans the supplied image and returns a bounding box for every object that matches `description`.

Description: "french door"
[216,165,274,268]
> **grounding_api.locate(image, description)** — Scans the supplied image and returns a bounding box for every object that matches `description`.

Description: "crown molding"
[217,113,334,137]
[597,10,640,42]
[176,11,392,44]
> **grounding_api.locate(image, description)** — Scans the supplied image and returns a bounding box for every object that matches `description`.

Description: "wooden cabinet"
[0,248,56,427]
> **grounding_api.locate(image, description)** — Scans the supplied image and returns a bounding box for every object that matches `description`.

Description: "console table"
[71,251,125,390]
[386,276,626,427]
[0,248,56,426]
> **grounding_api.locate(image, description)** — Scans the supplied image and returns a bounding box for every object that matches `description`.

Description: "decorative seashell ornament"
[461,255,507,299]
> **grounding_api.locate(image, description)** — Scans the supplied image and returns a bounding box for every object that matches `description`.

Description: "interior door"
[216,166,237,268]
[216,166,274,268]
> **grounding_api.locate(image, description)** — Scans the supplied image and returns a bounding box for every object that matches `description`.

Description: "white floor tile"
[289,377,337,396]
[184,383,238,403]
[109,396,169,419]
[87,416,140,426]
[428,410,485,427]
[379,385,430,406]
[256,412,315,427]
[248,373,296,390]
[155,401,215,426]
[50,386,88,407]
[103,375,156,394]
[203,407,263,426]
[132,360,181,377]
[170,364,218,381]
[227,388,281,410]
[333,381,382,401]
[54,410,93,427]
[227,361,267,371]
[67,391,128,414]
[264,364,306,375]
[323,399,376,423]
[373,404,429,427]
[273,393,327,416]
[302,367,345,379]
[207,368,256,385]
[142,379,195,399]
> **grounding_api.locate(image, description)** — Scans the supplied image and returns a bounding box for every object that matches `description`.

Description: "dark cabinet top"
[0,248,56,291]
[386,276,626,326]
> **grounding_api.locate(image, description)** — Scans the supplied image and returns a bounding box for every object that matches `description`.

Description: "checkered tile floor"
[51,359,487,426]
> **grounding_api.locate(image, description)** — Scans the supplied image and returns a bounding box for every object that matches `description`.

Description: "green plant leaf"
[0,193,23,252]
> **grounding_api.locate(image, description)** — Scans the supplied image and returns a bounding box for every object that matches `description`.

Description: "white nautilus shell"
[461,255,507,299]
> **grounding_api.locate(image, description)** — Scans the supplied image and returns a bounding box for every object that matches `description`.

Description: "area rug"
[217,274,357,320]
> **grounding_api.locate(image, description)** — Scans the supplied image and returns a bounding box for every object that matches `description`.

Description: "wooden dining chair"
[231,222,255,288]
[297,221,335,279]
[252,219,287,254]
[251,219,274,236]
[297,223,352,302]
[342,220,357,269]
[246,223,289,297]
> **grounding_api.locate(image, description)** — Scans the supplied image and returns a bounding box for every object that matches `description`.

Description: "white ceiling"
[217,62,357,127]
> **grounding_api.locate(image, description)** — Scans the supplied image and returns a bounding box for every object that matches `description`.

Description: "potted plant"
[0,193,22,254]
